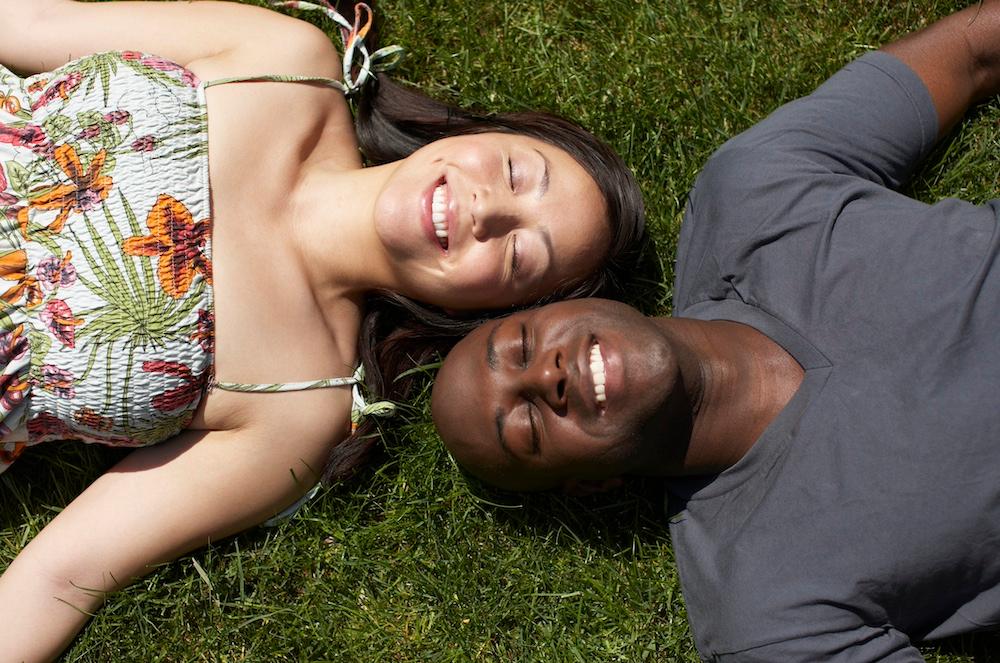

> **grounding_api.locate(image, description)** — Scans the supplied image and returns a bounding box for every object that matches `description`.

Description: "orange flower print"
[123,194,211,299]
[29,72,82,111]
[0,249,42,309]
[73,407,115,432]
[24,143,113,235]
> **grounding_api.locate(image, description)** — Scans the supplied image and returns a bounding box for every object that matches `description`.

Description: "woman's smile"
[423,178,451,252]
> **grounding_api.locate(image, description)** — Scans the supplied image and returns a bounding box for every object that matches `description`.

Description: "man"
[431,2,1000,660]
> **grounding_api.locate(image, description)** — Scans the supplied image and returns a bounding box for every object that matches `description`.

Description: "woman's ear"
[561,477,624,497]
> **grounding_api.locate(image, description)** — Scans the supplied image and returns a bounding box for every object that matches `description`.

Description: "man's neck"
[652,318,804,476]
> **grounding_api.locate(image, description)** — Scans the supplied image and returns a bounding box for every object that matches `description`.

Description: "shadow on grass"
[0,444,128,525]
[931,631,1000,663]
[461,474,671,557]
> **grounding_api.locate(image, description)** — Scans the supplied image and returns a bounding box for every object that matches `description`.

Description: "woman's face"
[373,132,610,309]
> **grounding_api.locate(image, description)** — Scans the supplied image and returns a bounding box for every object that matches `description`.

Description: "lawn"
[3,0,999,660]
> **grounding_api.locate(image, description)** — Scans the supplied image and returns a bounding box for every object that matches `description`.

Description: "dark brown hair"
[321,3,647,483]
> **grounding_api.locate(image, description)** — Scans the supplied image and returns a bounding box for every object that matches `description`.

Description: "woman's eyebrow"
[534,149,550,199]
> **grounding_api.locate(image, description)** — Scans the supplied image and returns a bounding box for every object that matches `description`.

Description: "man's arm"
[883,0,1000,138]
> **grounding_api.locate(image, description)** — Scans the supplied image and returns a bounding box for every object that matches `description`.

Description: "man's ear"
[561,477,624,497]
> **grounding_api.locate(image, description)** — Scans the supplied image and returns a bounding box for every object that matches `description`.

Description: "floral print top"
[0,52,215,468]
[0,1,404,475]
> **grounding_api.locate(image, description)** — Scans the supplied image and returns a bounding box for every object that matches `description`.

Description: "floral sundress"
[0,52,216,472]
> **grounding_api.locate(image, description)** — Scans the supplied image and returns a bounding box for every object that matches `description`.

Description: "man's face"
[431,299,678,491]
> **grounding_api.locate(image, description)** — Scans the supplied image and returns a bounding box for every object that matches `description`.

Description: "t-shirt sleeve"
[718,50,939,190]
[672,50,942,313]
[711,626,926,663]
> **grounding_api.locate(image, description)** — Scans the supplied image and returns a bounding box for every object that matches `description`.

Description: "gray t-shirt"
[669,51,1000,662]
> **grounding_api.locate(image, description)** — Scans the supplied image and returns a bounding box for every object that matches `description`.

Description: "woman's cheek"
[453,253,501,296]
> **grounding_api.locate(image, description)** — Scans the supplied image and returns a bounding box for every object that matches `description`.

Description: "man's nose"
[519,346,568,411]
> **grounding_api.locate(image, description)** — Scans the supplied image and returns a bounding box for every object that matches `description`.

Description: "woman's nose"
[519,347,568,411]
[471,189,520,241]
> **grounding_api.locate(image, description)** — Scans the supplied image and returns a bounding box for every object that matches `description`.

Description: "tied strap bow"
[271,1,405,95]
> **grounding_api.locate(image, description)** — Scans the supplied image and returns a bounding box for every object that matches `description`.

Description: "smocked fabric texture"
[0,53,214,472]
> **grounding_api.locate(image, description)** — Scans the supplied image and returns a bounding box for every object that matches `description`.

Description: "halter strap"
[203,1,404,95]
[210,375,358,393]
[209,367,396,422]
[203,74,349,92]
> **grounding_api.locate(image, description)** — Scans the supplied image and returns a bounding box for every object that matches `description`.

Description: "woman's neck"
[287,160,403,302]
[657,318,804,476]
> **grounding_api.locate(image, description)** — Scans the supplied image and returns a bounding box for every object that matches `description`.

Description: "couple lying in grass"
[2,0,999,660]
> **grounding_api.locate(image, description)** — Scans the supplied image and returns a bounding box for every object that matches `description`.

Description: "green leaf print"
[98,123,122,150]
[121,59,188,90]
[73,52,121,107]
[160,106,209,160]
[4,161,27,196]
[118,192,156,292]
[27,330,51,372]
[101,153,117,178]
[41,114,73,142]
[76,110,104,129]
[73,205,198,351]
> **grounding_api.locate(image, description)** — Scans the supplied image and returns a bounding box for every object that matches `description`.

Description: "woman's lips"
[422,179,449,253]
[433,185,450,252]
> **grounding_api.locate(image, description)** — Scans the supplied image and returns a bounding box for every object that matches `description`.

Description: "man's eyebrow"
[486,321,501,370]
[534,148,550,199]
[494,406,512,458]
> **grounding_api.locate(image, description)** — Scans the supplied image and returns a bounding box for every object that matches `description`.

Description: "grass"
[3,0,1000,660]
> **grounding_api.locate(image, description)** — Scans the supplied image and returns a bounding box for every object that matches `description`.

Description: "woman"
[0,0,644,659]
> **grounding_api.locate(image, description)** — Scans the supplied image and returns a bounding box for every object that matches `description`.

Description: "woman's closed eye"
[507,156,520,192]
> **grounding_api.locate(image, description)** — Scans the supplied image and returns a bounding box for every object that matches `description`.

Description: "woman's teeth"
[590,341,607,404]
[432,184,448,250]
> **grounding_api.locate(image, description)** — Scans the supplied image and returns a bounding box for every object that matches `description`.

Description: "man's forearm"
[883,0,1000,136]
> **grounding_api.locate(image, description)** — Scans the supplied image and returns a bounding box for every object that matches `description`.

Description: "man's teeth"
[590,342,607,404]
[432,184,448,249]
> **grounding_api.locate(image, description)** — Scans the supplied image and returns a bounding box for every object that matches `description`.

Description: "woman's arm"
[882,0,1000,137]
[0,0,338,77]
[0,407,344,662]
